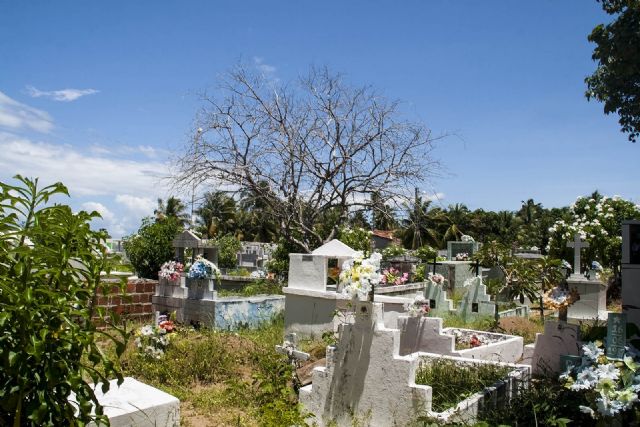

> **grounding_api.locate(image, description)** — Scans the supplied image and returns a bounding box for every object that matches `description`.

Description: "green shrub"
[338,227,372,253]
[413,245,437,262]
[122,217,181,279]
[0,176,127,426]
[216,234,241,269]
[382,244,406,260]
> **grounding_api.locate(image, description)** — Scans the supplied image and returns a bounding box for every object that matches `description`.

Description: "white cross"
[567,234,589,275]
[275,333,310,362]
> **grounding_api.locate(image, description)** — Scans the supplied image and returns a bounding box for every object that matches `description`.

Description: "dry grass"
[498,316,544,344]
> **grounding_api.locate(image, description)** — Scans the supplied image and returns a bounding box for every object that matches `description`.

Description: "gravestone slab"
[89,377,179,426]
[566,275,607,320]
[447,241,479,260]
[622,220,640,337]
[456,277,494,318]
[531,321,581,375]
[423,282,454,315]
[434,261,476,293]
[606,312,627,360]
[288,254,327,291]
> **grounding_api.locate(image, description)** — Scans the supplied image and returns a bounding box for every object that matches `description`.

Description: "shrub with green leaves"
[338,226,372,253]
[123,216,181,279]
[216,233,241,269]
[0,176,127,426]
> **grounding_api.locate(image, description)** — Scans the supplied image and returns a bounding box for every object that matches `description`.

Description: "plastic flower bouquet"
[404,294,430,317]
[134,324,170,359]
[561,341,640,420]
[380,267,409,286]
[187,256,221,281]
[543,286,580,310]
[159,260,184,282]
[455,252,469,261]
[427,272,446,286]
[339,251,382,300]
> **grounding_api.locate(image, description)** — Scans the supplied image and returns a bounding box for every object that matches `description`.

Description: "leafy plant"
[216,233,242,269]
[338,226,372,253]
[123,216,181,279]
[413,245,437,262]
[382,244,406,260]
[415,358,510,412]
[0,176,127,426]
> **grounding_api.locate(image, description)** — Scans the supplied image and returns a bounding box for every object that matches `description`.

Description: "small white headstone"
[89,377,180,426]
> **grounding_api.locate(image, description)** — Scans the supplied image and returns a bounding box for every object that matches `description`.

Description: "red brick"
[126,282,137,293]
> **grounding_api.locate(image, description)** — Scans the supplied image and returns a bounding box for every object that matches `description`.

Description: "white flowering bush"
[339,251,382,299]
[561,341,640,420]
[187,256,221,280]
[134,324,171,359]
[548,195,640,270]
[338,226,373,253]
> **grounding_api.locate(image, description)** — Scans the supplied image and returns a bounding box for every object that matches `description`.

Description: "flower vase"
[558,306,568,322]
[187,278,216,300]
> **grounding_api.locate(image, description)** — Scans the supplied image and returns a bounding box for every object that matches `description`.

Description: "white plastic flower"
[583,342,604,362]
[596,363,620,381]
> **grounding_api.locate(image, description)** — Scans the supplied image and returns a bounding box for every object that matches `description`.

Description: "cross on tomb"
[275,333,310,363]
[567,233,589,276]
[430,258,443,275]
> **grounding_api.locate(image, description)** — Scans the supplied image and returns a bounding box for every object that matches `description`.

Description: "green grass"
[117,315,311,426]
[415,359,511,413]
[441,313,495,331]
[216,279,284,297]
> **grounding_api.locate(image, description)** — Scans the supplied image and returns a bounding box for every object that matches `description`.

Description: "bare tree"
[175,65,439,252]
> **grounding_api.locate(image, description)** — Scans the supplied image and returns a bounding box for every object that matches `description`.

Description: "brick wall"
[93,278,157,324]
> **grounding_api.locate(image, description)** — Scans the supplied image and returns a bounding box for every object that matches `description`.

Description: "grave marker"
[567,233,589,277]
[606,312,627,360]
[559,354,582,372]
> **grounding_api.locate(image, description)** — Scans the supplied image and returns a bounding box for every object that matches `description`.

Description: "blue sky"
[0,1,637,237]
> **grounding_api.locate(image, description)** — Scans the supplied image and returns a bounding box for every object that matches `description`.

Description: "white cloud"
[0,91,53,133]
[253,57,276,74]
[423,192,446,202]
[115,194,156,217]
[81,201,115,222]
[26,85,99,102]
[0,132,170,197]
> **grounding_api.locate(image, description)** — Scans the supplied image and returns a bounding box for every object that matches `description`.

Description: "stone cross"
[430,258,443,275]
[567,234,589,276]
[275,333,310,363]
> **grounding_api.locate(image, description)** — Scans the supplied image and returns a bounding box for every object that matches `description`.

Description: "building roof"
[311,239,357,257]
[372,230,395,240]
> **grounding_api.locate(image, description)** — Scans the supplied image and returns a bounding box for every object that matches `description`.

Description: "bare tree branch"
[175,65,441,252]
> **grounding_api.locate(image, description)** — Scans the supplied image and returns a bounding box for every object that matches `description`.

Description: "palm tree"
[371,191,398,230]
[400,193,440,249]
[437,203,469,245]
[238,183,278,242]
[196,191,238,238]
[154,197,189,227]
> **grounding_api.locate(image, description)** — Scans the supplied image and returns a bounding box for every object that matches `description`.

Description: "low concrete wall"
[396,317,523,363]
[153,294,284,330]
